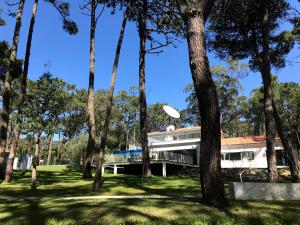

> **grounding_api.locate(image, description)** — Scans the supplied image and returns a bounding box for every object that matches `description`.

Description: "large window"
[222,151,254,161]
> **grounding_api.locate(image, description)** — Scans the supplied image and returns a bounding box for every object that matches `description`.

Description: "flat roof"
[148,126,282,147]
[148,126,201,136]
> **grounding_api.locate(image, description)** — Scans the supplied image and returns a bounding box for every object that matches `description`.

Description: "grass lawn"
[1,198,300,225]
[0,165,201,197]
[1,166,300,225]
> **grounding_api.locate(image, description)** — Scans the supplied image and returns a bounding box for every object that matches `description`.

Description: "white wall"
[221,147,284,169]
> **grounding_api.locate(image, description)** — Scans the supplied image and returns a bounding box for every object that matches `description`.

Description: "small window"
[242,152,254,160]
[221,153,225,160]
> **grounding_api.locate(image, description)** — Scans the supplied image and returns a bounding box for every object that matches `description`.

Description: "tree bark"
[138,1,151,177]
[279,100,300,148]
[273,101,299,182]
[83,0,96,179]
[93,8,128,191]
[4,127,18,182]
[176,0,226,207]
[46,134,53,165]
[261,0,278,183]
[31,134,40,190]
[0,0,25,179]
[5,0,39,183]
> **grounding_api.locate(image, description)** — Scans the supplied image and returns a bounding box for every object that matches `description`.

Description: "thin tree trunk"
[261,0,278,182]
[280,100,300,147]
[0,0,25,179]
[31,134,40,190]
[138,1,151,177]
[83,0,96,179]
[56,131,63,165]
[46,134,53,165]
[5,0,39,183]
[5,127,18,182]
[273,101,299,182]
[93,8,128,191]
[176,0,226,207]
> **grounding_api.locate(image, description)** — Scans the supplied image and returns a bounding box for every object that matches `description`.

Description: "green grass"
[1,198,300,225]
[0,165,201,197]
[1,166,300,225]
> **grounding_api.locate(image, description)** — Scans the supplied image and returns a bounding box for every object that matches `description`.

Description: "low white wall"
[229,182,300,200]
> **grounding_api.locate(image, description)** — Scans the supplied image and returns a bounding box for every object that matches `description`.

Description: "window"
[222,152,254,161]
[222,152,241,161]
[242,152,254,160]
[230,152,241,160]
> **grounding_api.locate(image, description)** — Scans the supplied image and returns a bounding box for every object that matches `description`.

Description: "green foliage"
[102,0,183,52]
[44,0,78,35]
[209,0,295,71]
[184,60,248,136]
[108,88,139,150]
[148,103,174,132]
[63,134,88,164]
[183,60,300,138]
[0,41,23,81]
[21,73,73,136]
[62,88,87,139]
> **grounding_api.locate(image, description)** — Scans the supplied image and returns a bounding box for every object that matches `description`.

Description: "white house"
[148,126,293,168]
[105,126,295,176]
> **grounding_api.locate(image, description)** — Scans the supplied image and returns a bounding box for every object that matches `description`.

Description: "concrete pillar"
[101,166,104,175]
[162,162,167,177]
[197,146,200,165]
[114,164,117,175]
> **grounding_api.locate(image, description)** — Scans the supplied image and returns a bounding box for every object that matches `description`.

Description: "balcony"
[105,151,194,165]
[148,132,200,144]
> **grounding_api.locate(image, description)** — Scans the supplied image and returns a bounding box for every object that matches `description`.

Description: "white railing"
[105,151,194,165]
[149,132,200,143]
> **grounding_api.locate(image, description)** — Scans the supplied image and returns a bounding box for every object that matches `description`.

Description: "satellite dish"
[163,105,180,119]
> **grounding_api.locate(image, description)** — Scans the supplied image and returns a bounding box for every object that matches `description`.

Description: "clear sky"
[0,0,299,110]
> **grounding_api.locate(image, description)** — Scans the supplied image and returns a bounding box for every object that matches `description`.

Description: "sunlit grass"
[1,198,300,225]
[1,166,300,224]
[0,165,201,197]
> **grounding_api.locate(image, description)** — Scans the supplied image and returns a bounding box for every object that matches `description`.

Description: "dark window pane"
[229,152,241,161]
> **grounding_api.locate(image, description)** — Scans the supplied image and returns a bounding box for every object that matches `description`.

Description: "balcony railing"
[105,151,194,165]
[149,132,200,143]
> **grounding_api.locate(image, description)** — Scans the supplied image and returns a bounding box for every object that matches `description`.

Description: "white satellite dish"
[163,105,180,119]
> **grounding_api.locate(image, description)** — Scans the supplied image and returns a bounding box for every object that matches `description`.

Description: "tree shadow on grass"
[223,200,300,225]
[0,198,228,225]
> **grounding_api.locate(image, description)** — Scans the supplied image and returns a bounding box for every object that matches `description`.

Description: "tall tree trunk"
[0,0,25,179]
[273,101,299,182]
[31,134,40,190]
[176,0,226,207]
[83,0,96,179]
[46,134,53,165]
[5,0,39,183]
[93,8,128,191]
[261,0,278,182]
[138,1,151,177]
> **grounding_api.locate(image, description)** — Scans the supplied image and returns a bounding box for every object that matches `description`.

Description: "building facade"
[105,126,296,176]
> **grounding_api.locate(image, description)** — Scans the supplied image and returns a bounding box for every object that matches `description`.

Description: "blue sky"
[0,0,299,110]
